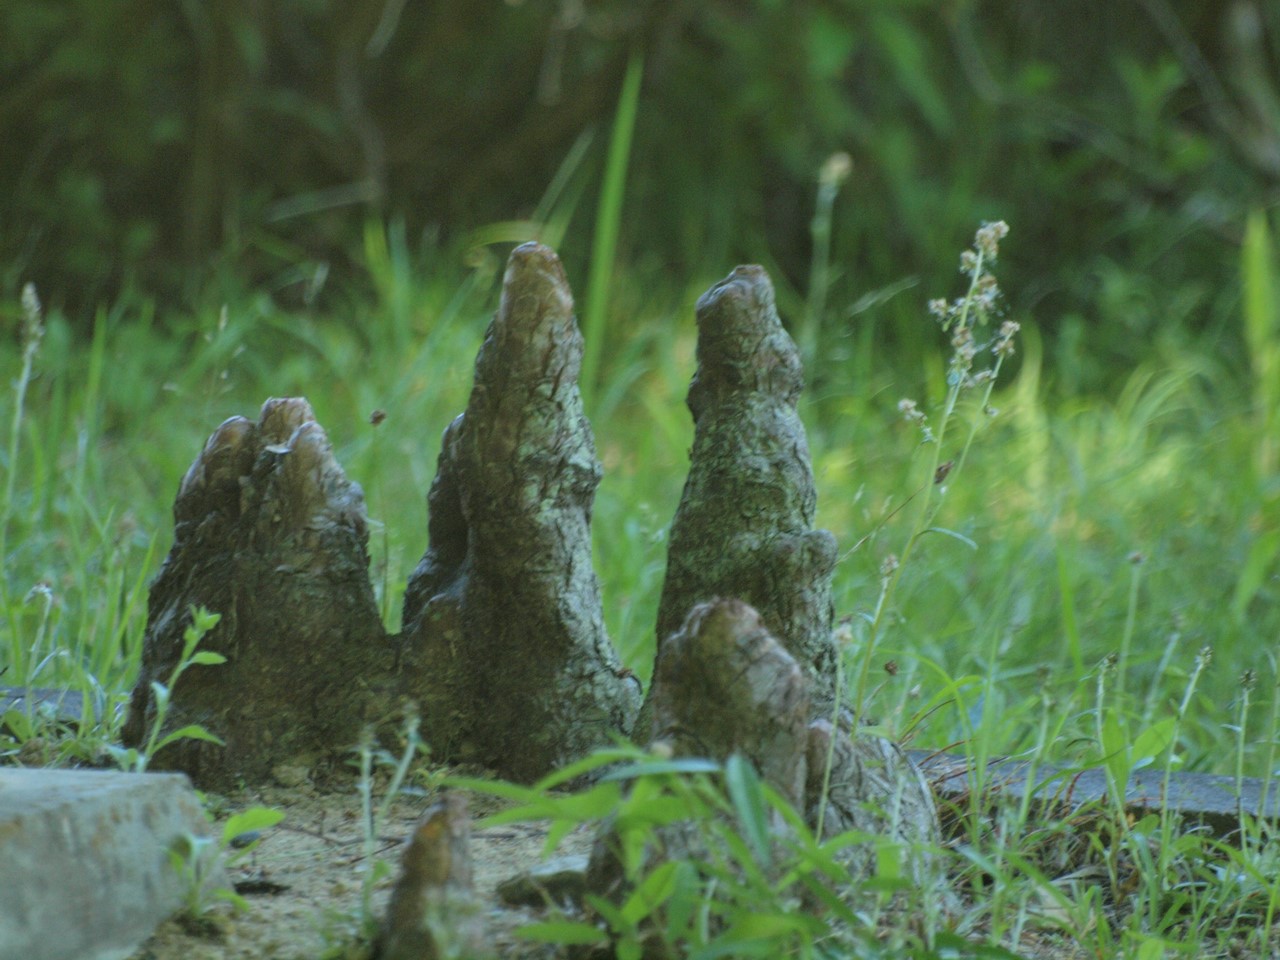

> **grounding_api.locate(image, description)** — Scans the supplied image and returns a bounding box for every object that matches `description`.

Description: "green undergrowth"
[2,212,1279,957]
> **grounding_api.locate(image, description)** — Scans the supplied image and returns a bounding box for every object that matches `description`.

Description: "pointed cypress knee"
[640,265,838,737]
[400,242,639,782]
[122,398,393,788]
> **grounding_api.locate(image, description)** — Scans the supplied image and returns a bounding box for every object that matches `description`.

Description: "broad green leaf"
[222,806,285,845]
[585,894,627,932]
[517,920,609,946]
[1131,717,1176,768]
[445,775,539,805]
[622,860,679,926]
[724,754,771,870]
[1100,709,1130,794]
[535,744,645,790]
[663,860,701,941]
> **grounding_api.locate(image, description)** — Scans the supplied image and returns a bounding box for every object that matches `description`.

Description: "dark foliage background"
[3,0,1278,386]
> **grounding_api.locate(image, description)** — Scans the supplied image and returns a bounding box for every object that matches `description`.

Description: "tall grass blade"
[580,47,644,412]
[1243,210,1277,476]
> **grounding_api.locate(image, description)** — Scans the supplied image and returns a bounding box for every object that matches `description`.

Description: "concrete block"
[0,767,224,960]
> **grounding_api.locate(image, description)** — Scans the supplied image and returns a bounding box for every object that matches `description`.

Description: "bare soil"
[127,779,592,960]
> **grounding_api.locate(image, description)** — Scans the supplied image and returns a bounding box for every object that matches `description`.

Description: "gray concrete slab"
[0,767,225,960]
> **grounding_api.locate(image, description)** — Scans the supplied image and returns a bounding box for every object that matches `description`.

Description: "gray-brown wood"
[378,791,485,960]
[642,265,838,736]
[908,749,1280,839]
[120,245,639,788]
[587,599,943,952]
[121,398,393,787]
[806,717,942,887]
[585,599,807,952]
[398,242,639,782]
[650,598,809,809]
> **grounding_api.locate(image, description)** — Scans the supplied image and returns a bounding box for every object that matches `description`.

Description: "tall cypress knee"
[641,265,838,739]
[399,242,639,781]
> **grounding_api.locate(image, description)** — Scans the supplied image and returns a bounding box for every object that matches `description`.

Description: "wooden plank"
[908,748,1280,838]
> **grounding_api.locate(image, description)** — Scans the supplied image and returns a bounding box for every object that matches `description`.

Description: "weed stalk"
[850,222,1016,723]
[1,285,45,613]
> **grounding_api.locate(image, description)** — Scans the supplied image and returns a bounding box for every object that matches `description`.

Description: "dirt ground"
[123,776,1104,960]
[127,780,592,960]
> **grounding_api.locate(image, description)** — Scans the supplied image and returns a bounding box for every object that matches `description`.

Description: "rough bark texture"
[120,247,937,902]
[650,599,809,808]
[588,599,944,950]
[398,241,639,782]
[123,245,639,789]
[378,792,485,960]
[805,717,943,887]
[643,265,838,734]
[121,397,393,788]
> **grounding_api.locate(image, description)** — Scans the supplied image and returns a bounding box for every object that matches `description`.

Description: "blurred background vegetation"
[4,0,1278,394]
[4,1,1280,796]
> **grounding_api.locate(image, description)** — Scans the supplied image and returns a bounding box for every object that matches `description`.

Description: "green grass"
[2,212,1279,957]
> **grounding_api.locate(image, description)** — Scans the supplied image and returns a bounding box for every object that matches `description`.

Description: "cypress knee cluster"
[124,244,639,787]
[123,248,938,891]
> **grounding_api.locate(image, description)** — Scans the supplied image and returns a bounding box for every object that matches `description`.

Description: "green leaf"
[517,920,609,946]
[445,775,539,804]
[580,45,644,410]
[662,860,701,941]
[724,755,771,870]
[584,893,628,932]
[1130,717,1176,769]
[149,680,170,709]
[1243,211,1276,391]
[534,744,645,791]
[1232,529,1280,623]
[222,806,285,846]
[622,861,679,926]
[1134,937,1177,960]
[1100,709,1130,795]
[924,526,978,550]
[602,757,722,782]
[189,650,227,666]
[154,724,225,751]
[212,886,251,913]
[615,795,702,832]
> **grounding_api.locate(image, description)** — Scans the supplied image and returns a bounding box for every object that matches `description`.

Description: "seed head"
[974,221,1010,260]
[819,151,853,188]
[20,283,45,349]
